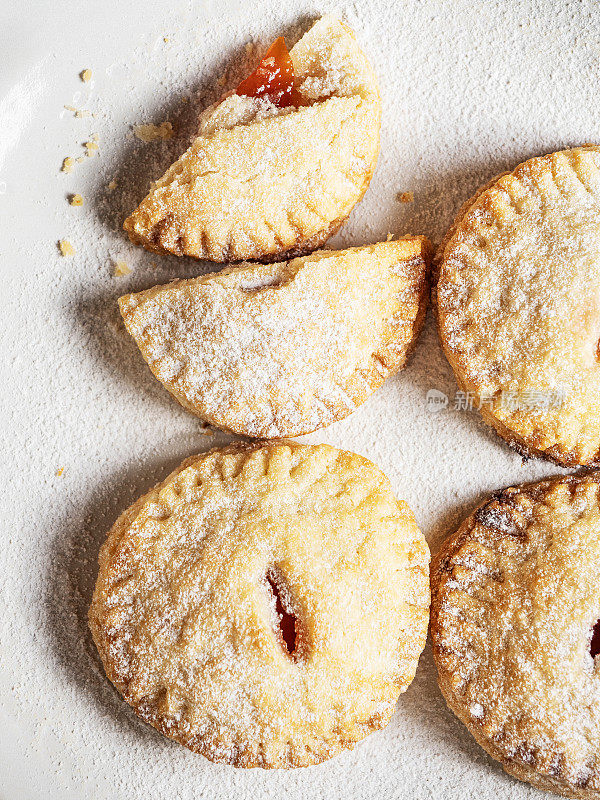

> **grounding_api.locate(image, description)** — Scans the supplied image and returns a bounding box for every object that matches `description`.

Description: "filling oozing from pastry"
[266,569,299,658]
[235,37,306,108]
[590,618,600,658]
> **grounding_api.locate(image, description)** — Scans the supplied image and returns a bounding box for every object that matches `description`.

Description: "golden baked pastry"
[118,238,430,438]
[124,15,381,262]
[435,145,600,466]
[89,442,430,767]
[431,472,600,798]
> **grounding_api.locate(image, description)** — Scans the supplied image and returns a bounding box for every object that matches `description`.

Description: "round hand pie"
[124,15,381,262]
[436,145,600,466]
[431,472,600,797]
[89,442,430,768]
[118,238,430,438]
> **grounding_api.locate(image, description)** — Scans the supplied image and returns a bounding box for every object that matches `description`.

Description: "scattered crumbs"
[69,193,84,207]
[113,260,131,277]
[107,179,117,192]
[133,121,174,142]
[58,239,75,257]
[64,105,91,118]
[398,191,414,203]
[386,232,394,241]
[80,68,92,83]
[84,140,99,157]
[163,36,169,42]
[76,156,85,164]
[61,157,74,173]
[55,467,64,477]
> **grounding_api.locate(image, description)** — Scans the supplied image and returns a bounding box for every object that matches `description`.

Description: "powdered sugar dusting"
[2,0,600,798]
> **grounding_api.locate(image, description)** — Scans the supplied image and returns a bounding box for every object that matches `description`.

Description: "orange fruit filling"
[235,37,304,108]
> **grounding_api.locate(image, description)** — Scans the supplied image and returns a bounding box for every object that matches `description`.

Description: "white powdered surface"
[0,0,599,798]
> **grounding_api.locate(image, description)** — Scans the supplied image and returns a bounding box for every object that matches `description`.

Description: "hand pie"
[118,238,430,438]
[431,472,600,798]
[435,145,600,466]
[89,442,431,768]
[124,15,381,262]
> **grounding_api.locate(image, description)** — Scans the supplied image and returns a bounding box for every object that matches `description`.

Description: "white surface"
[1,0,599,797]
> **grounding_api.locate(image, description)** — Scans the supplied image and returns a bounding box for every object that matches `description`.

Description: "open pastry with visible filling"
[124,15,381,262]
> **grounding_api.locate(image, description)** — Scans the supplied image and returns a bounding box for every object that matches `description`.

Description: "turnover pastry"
[436,145,600,466]
[431,472,600,798]
[89,442,430,767]
[118,238,430,438]
[124,15,381,262]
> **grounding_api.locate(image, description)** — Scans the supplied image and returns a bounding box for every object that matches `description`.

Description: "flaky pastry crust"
[123,15,381,262]
[118,238,430,438]
[89,442,430,768]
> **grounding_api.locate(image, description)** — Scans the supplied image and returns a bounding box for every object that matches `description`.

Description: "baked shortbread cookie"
[436,145,600,466]
[118,238,430,438]
[89,442,430,767]
[431,472,600,798]
[123,15,381,262]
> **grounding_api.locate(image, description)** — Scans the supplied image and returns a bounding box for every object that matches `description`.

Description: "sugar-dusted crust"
[431,472,600,798]
[435,145,600,467]
[123,15,381,263]
[118,238,431,438]
[89,442,430,768]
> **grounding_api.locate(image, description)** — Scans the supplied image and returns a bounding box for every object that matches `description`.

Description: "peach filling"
[235,37,305,108]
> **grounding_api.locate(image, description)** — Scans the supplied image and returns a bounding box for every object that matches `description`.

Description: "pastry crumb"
[69,193,84,206]
[163,36,169,42]
[56,467,64,477]
[107,179,117,192]
[386,233,394,241]
[398,191,414,203]
[61,157,75,173]
[84,140,99,157]
[76,156,85,164]
[133,121,174,142]
[113,260,131,276]
[64,105,91,118]
[59,239,75,257]
[80,69,92,83]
